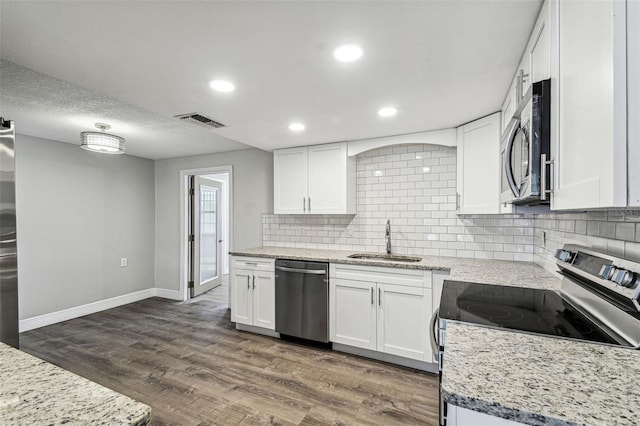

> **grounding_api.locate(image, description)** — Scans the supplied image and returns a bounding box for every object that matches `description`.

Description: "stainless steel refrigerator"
[0,117,19,348]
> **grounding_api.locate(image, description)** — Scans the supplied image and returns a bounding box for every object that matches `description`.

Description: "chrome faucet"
[385,220,392,254]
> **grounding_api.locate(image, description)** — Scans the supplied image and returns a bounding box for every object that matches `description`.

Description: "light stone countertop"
[441,322,640,426]
[0,342,150,425]
[230,246,561,290]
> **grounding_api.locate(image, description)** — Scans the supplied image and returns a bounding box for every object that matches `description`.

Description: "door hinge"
[189,188,195,196]
[188,234,195,242]
[188,280,194,289]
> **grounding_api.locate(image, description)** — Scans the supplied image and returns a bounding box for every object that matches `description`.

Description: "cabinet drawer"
[331,264,431,288]
[231,256,275,271]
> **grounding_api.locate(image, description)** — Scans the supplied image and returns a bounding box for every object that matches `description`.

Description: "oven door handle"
[430,308,440,358]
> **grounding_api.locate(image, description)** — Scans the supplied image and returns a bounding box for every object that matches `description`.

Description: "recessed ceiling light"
[378,107,398,117]
[333,44,363,62]
[209,80,235,92]
[288,122,306,132]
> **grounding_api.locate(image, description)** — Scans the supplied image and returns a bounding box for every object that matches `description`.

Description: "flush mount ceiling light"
[80,123,125,154]
[209,80,235,92]
[378,107,398,117]
[288,122,306,132]
[333,44,363,62]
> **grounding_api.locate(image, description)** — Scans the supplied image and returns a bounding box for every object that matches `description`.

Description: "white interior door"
[193,176,223,297]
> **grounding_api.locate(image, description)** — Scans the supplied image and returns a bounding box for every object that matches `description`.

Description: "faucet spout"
[385,220,391,254]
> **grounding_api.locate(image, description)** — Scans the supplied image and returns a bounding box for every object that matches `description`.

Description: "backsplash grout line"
[263,144,640,273]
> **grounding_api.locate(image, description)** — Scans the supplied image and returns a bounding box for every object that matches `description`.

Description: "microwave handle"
[540,154,554,201]
[504,119,521,198]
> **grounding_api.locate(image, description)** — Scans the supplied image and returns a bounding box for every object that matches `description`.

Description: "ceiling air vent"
[174,113,226,128]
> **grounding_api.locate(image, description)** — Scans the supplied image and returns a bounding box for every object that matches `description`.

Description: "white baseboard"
[19,288,156,332]
[154,288,182,300]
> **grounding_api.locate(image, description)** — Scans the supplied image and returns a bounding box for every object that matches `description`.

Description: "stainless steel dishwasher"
[275,259,329,343]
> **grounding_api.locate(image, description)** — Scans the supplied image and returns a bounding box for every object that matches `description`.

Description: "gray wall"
[15,134,155,319]
[154,148,273,291]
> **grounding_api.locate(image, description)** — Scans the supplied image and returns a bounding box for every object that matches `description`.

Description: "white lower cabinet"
[230,256,275,330]
[330,264,433,363]
[447,404,526,426]
[377,283,430,360]
[332,278,377,350]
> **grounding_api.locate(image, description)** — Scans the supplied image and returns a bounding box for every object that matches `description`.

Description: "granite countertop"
[230,246,561,290]
[0,342,150,425]
[441,322,640,426]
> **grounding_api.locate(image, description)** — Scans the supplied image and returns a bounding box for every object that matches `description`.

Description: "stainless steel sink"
[347,253,422,263]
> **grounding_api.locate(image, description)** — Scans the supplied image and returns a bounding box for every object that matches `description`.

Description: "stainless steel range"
[432,244,640,425]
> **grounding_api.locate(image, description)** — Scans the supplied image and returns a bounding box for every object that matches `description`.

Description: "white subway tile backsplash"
[264,143,636,265]
[264,144,537,259]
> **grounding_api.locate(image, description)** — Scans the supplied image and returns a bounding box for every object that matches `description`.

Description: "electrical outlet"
[120,257,128,267]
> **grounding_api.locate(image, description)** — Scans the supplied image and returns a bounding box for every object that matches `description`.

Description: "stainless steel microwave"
[500,79,551,206]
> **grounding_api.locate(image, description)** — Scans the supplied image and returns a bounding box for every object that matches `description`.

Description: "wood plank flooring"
[20,296,439,425]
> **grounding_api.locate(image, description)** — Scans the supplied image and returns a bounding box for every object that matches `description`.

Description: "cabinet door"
[231,268,252,325]
[456,112,501,214]
[274,147,308,214]
[630,0,640,206]
[551,0,627,209]
[307,143,349,214]
[501,77,517,133]
[377,283,431,361]
[448,404,527,426]
[252,272,275,330]
[529,2,550,84]
[330,278,377,350]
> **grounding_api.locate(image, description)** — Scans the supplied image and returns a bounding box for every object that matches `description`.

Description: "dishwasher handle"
[275,266,327,275]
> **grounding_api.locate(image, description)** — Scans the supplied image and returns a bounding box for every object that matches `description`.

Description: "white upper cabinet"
[627,0,640,206]
[274,142,356,214]
[456,112,501,215]
[501,1,550,133]
[273,147,308,214]
[550,0,628,209]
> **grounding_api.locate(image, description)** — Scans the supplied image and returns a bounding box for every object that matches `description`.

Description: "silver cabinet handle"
[247,275,250,289]
[275,266,326,275]
[252,275,256,289]
[303,197,306,212]
[430,308,440,358]
[370,287,374,305]
[540,154,554,201]
[378,288,381,306]
[308,197,311,212]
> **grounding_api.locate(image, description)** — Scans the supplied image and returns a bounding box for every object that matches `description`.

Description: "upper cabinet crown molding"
[347,128,456,157]
[274,142,356,215]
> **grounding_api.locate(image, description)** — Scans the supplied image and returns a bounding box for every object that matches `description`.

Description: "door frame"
[179,165,233,302]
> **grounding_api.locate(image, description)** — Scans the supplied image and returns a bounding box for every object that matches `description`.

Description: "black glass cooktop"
[439,281,619,345]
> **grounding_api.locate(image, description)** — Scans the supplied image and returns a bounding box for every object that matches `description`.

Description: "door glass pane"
[200,187,217,284]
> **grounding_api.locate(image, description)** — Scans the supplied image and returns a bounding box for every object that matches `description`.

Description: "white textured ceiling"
[0,60,249,159]
[0,1,542,158]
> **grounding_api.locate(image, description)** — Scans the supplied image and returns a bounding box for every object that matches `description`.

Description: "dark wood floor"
[20,296,439,425]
